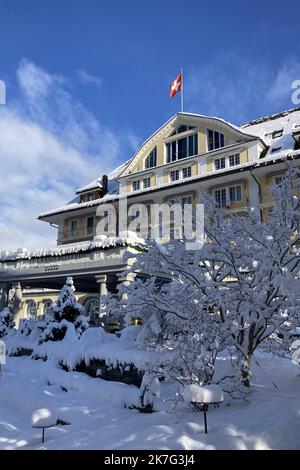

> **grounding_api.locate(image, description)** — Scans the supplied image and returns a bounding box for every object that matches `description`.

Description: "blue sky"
[0,0,300,250]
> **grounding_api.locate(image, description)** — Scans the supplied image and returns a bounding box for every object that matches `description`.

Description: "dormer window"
[80,191,100,203]
[272,130,283,139]
[207,129,225,151]
[145,147,157,169]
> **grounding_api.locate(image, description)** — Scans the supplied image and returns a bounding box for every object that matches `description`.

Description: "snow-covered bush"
[136,372,161,412]
[0,308,15,338]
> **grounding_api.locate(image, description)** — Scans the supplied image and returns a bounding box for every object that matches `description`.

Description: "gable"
[118,113,257,178]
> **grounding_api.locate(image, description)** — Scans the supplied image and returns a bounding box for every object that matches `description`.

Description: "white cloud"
[185,55,300,125]
[0,60,137,252]
[76,69,102,89]
[265,59,300,106]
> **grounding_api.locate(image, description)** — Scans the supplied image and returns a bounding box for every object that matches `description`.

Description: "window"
[43,300,52,316]
[143,177,151,189]
[132,180,140,191]
[229,153,240,167]
[272,130,283,139]
[182,166,192,178]
[274,175,283,186]
[70,220,78,236]
[170,125,196,136]
[26,300,37,319]
[214,188,227,208]
[84,296,100,320]
[166,133,198,162]
[208,129,225,151]
[81,192,99,203]
[214,157,226,170]
[145,147,157,169]
[214,153,240,171]
[170,169,180,181]
[181,195,192,206]
[86,216,94,235]
[229,185,242,202]
[214,185,242,207]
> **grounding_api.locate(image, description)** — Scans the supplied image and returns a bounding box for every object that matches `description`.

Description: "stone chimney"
[102,175,108,195]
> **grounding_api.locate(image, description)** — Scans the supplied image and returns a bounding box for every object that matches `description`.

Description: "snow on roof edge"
[241,106,300,129]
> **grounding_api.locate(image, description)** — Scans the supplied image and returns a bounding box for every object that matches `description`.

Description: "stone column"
[12,282,23,321]
[0,283,8,311]
[116,271,136,329]
[116,271,135,300]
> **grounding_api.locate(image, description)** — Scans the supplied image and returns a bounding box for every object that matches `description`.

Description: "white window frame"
[182,166,192,179]
[228,153,241,167]
[213,184,243,207]
[170,169,180,182]
[144,147,157,169]
[214,153,241,171]
[169,166,192,182]
[26,300,37,319]
[214,156,226,171]
[132,180,140,191]
[165,132,198,163]
[143,176,151,189]
[207,129,225,152]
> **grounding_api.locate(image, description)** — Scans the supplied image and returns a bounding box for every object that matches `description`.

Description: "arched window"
[84,296,100,320]
[43,299,52,316]
[26,300,37,319]
[145,147,157,169]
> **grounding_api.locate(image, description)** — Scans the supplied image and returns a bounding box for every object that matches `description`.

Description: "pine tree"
[41,277,89,342]
[0,308,15,338]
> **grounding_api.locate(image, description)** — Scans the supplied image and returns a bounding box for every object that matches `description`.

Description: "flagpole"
[181,68,184,112]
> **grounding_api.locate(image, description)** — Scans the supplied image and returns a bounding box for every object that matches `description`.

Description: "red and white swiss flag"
[170,72,182,98]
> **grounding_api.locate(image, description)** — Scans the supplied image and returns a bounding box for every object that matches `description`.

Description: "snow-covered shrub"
[7,320,45,357]
[41,320,69,343]
[136,372,161,412]
[0,308,15,338]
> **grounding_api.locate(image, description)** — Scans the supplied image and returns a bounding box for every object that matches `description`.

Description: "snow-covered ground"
[0,354,299,450]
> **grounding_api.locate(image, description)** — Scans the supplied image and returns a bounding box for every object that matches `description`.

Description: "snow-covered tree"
[42,277,89,342]
[0,308,15,338]
[107,167,300,393]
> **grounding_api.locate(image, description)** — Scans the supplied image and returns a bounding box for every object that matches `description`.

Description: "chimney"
[102,174,108,195]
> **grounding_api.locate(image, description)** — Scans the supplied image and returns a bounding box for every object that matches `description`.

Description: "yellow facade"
[15,291,96,326]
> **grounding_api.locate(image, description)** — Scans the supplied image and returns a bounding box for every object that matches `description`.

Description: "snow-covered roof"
[241,107,300,146]
[38,148,300,220]
[39,109,300,221]
[76,160,131,194]
[0,233,144,262]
